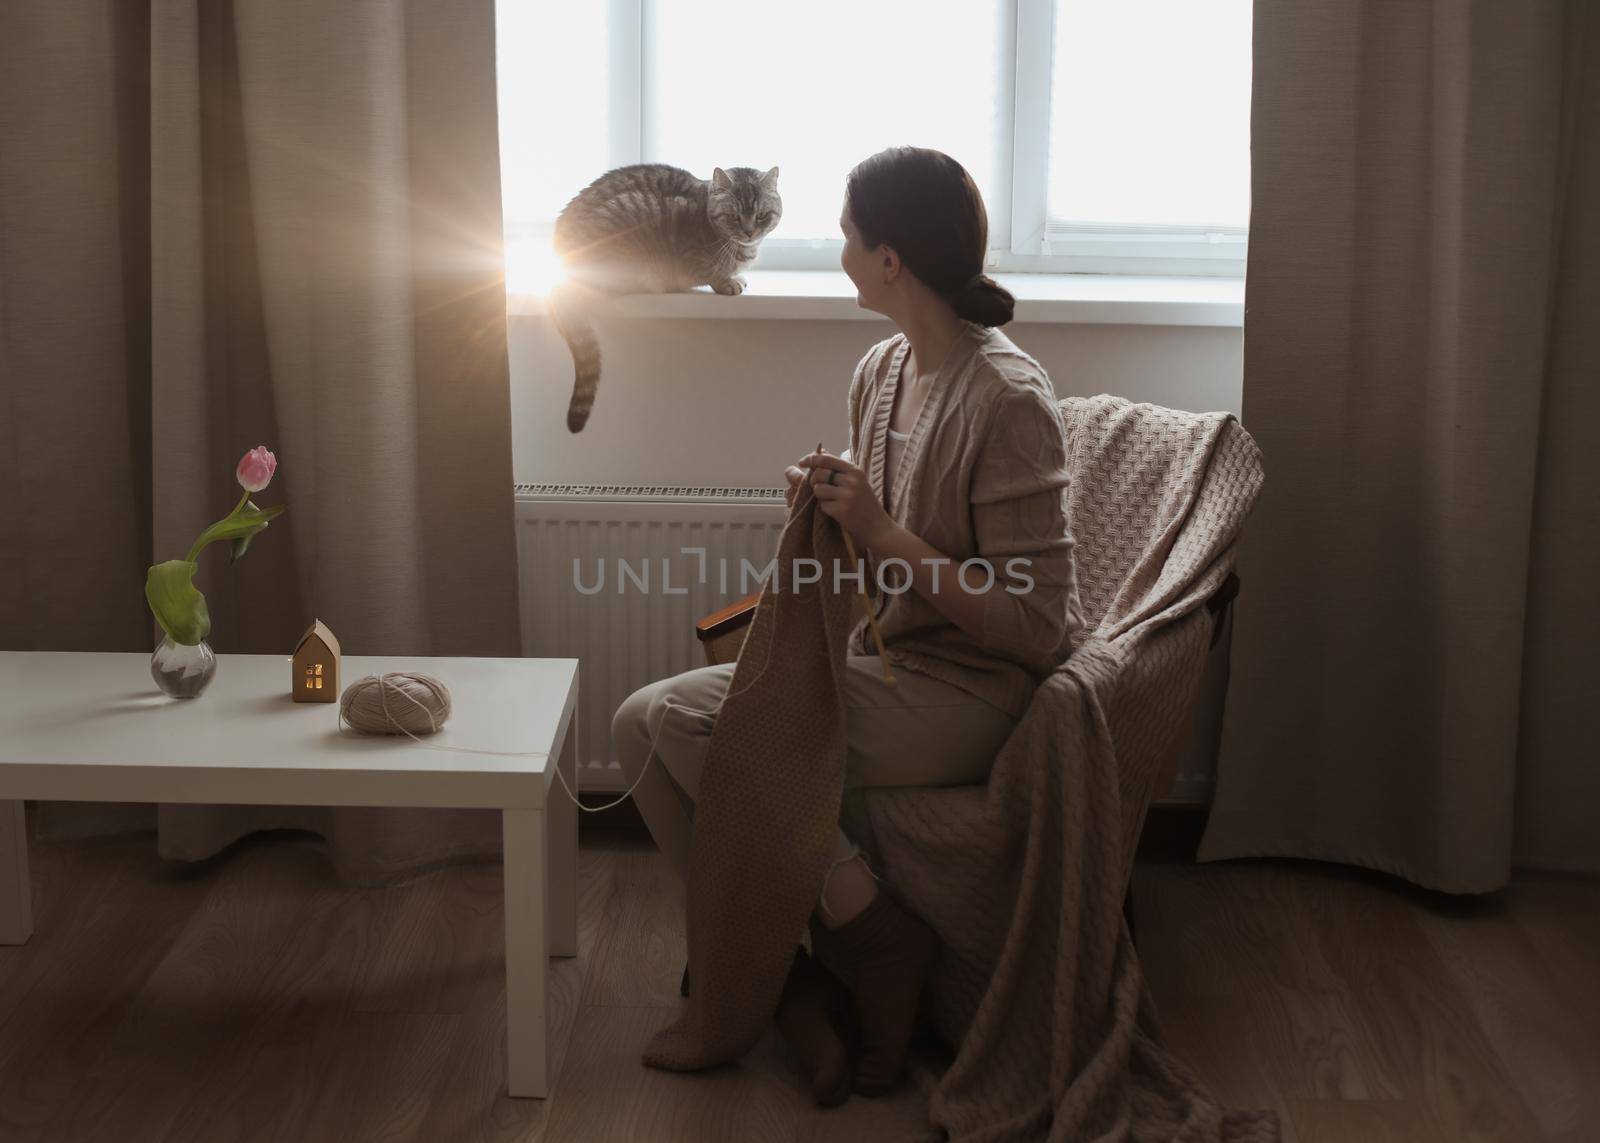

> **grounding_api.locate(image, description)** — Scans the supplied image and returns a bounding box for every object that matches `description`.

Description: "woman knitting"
[611,145,1083,1106]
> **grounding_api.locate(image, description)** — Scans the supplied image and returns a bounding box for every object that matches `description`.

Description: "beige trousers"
[611,655,1020,894]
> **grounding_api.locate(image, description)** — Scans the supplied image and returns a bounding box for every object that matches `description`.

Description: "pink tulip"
[236,446,278,492]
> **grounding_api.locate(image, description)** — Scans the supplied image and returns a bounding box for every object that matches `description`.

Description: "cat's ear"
[711,167,733,191]
[762,166,780,187]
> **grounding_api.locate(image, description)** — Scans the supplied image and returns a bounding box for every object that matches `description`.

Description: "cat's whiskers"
[719,237,761,259]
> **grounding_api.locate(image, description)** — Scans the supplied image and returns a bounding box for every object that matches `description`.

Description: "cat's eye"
[757,213,772,224]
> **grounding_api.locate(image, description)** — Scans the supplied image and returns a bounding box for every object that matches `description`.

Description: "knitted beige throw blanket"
[642,480,858,1069]
[863,397,1282,1141]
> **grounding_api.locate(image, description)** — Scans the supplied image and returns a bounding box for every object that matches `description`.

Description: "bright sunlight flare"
[504,235,565,298]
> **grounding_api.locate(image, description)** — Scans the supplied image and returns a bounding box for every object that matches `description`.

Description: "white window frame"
[1002,0,1246,277]
[532,0,1245,278]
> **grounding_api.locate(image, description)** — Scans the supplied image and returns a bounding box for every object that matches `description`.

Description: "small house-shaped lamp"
[292,619,341,703]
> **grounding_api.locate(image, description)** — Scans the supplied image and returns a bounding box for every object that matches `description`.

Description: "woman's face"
[840,202,891,316]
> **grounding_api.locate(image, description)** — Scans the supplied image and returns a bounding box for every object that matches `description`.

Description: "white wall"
[508,315,1243,485]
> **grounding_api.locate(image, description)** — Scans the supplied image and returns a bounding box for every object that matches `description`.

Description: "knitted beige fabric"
[862,395,1282,1141]
[642,478,858,1070]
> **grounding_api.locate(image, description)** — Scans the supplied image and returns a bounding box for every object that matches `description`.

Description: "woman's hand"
[784,446,849,510]
[795,448,897,548]
[783,462,807,510]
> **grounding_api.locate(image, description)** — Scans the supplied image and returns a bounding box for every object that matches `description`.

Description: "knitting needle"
[816,442,895,685]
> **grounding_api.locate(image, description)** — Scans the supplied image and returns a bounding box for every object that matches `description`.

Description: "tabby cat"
[550,163,782,432]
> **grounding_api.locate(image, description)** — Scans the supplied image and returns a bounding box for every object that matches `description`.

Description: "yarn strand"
[332,488,882,815]
[333,591,782,814]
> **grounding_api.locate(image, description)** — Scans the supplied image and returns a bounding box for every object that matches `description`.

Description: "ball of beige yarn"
[340,672,452,736]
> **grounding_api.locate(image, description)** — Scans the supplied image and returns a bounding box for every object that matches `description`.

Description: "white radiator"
[515,484,789,792]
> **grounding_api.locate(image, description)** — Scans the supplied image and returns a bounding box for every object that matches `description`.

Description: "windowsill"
[506,270,1243,328]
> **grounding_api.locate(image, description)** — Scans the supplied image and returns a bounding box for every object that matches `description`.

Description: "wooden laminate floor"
[0,825,1594,1142]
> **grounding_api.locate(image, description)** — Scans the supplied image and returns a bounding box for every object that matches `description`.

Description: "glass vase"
[151,634,217,699]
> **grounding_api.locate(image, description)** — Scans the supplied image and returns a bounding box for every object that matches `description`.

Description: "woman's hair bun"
[951,274,1015,327]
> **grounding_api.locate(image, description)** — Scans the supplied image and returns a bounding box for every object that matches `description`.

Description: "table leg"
[1,800,32,945]
[503,808,548,1098]
[548,693,578,959]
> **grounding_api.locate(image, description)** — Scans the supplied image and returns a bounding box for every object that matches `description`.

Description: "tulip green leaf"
[145,560,212,645]
[186,503,286,563]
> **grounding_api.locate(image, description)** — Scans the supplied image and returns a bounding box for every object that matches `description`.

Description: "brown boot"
[773,946,854,1107]
[810,889,937,1096]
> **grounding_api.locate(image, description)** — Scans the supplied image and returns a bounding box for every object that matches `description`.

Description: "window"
[1038,0,1251,268]
[497,0,1250,291]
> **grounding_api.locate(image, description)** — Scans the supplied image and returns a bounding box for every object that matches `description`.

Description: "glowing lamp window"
[304,663,324,690]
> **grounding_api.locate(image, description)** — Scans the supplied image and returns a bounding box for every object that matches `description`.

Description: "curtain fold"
[0,0,154,655]
[1199,0,1599,892]
[1,0,522,882]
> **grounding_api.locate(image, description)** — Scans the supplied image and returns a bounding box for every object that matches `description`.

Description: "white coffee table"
[0,651,579,1099]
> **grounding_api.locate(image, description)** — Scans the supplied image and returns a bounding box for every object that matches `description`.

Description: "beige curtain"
[0,0,522,883]
[1199,0,1599,892]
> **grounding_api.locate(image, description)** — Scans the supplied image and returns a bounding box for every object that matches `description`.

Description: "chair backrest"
[1052,393,1262,816]
[1056,394,1253,639]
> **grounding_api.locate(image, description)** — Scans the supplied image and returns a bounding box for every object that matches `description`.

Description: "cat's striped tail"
[549,281,602,433]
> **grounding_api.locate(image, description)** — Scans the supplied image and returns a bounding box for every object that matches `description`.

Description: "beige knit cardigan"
[845,323,1086,720]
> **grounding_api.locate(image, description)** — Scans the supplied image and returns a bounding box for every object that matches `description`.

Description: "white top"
[0,652,578,810]
[885,425,911,502]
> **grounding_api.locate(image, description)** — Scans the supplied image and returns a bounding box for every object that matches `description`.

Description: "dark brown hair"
[844,146,1014,326]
